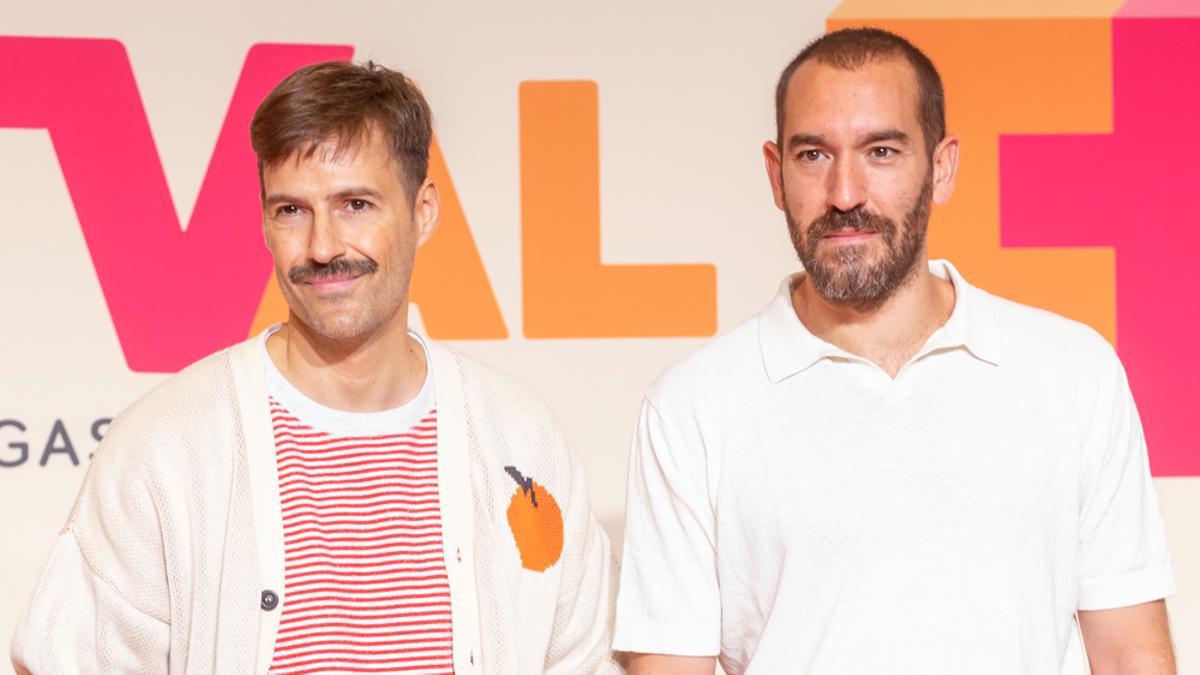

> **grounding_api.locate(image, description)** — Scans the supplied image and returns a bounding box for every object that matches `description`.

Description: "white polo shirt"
[613,260,1174,674]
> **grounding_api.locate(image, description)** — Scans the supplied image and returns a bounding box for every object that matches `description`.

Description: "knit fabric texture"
[10,337,621,674]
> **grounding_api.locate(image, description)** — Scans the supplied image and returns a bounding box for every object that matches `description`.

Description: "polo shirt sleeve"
[1076,348,1175,611]
[612,396,721,657]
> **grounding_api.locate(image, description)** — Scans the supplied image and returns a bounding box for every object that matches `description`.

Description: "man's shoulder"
[434,341,543,401]
[646,311,764,409]
[971,284,1118,369]
[427,340,561,431]
[82,344,245,493]
[120,346,239,423]
[104,345,243,454]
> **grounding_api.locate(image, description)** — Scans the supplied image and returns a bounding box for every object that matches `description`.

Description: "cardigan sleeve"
[11,531,170,674]
[542,424,623,674]
[10,413,172,674]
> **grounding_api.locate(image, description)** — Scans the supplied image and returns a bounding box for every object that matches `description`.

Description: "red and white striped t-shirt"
[264,339,453,673]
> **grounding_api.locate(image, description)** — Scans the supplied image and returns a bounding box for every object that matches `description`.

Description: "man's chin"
[290,310,375,345]
[806,262,892,303]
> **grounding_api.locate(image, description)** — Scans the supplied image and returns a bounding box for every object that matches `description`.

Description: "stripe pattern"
[267,397,454,673]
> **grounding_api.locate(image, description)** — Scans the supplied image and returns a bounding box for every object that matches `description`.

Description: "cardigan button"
[261,589,279,611]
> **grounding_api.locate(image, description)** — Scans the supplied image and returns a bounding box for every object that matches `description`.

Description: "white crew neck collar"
[261,325,436,436]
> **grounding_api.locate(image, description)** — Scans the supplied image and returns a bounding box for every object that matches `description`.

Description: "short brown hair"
[775,27,945,156]
[250,60,433,201]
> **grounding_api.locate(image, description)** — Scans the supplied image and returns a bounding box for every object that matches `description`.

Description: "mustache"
[807,206,897,239]
[287,257,378,284]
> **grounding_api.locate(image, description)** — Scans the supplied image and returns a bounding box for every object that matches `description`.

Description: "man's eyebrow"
[861,129,911,146]
[329,186,385,201]
[263,187,386,208]
[786,133,827,150]
[264,193,304,208]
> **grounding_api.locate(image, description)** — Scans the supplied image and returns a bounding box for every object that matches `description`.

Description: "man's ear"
[412,178,440,247]
[763,140,786,211]
[931,134,960,205]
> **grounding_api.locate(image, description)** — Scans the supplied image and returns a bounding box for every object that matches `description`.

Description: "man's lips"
[821,229,877,243]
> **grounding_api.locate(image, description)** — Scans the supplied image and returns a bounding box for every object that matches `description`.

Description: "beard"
[787,177,933,311]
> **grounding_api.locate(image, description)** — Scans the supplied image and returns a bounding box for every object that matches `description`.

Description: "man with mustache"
[613,28,1175,674]
[12,61,619,673]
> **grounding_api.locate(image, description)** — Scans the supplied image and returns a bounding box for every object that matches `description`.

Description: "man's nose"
[306,209,345,264]
[827,156,868,213]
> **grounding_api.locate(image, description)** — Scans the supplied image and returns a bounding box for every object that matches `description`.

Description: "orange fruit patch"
[504,466,564,572]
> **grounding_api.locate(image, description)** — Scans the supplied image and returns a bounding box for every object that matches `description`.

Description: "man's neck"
[266,312,427,413]
[792,257,956,378]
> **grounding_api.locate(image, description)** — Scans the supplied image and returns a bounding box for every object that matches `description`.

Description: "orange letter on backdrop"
[250,138,508,338]
[409,141,507,338]
[519,81,717,338]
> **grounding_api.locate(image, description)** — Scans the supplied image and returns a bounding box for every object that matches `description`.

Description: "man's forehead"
[264,129,402,181]
[783,57,921,127]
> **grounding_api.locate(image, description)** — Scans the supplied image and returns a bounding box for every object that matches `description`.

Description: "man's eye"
[348,199,371,212]
[799,150,823,162]
[275,205,300,217]
[870,147,896,158]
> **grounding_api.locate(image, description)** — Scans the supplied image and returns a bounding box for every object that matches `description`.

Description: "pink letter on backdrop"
[999,8,1200,476]
[0,38,352,372]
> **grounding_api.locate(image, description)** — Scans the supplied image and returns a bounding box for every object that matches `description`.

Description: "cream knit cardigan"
[11,333,621,674]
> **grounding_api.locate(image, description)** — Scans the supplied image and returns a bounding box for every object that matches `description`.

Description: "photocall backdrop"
[1,0,1197,670]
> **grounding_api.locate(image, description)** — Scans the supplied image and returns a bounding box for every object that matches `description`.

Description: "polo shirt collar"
[758,259,1001,384]
[927,259,1001,367]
